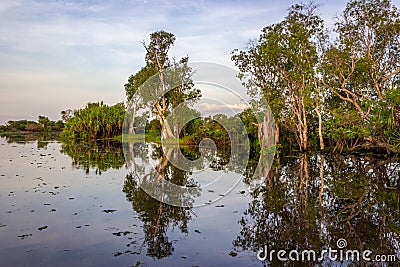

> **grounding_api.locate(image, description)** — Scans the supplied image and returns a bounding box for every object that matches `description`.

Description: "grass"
[114,133,190,146]
[114,133,146,142]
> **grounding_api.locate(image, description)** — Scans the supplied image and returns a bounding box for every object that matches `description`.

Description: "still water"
[0,134,399,266]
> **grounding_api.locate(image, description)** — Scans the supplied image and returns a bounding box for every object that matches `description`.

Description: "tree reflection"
[123,175,192,258]
[234,154,400,266]
[61,140,125,174]
[0,132,59,149]
[122,142,203,259]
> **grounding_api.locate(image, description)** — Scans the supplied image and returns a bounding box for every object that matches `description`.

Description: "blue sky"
[0,0,355,124]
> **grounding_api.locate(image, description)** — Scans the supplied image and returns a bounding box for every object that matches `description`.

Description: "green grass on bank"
[114,133,191,146]
[114,133,146,142]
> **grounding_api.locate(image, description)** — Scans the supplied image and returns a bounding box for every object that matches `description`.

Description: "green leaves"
[233,2,325,151]
[233,0,399,153]
[61,102,125,141]
[145,30,176,68]
[125,65,157,103]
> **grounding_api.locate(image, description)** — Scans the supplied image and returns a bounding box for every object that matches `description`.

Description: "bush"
[61,102,125,141]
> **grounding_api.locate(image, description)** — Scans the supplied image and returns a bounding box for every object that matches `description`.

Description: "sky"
[0,0,355,124]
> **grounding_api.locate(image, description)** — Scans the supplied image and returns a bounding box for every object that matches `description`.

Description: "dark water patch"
[229,251,238,257]
[102,209,117,214]
[112,231,132,237]
[37,226,48,231]
[17,233,32,240]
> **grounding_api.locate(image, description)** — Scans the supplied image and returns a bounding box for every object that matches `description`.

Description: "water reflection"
[123,175,193,259]
[123,140,250,207]
[122,142,202,258]
[1,133,399,265]
[234,153,400,266]
[0,132,59,149]
[61,141,125,174]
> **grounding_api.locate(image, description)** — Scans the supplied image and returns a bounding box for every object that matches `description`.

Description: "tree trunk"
[301,124,308,152]
[317,112,324,152]
[128,120,135,135]
[315,85,324,152]
[301,96,308,152]
[127,106,137,135]
[160,116,175,140]
[173,123,179,139]
[128,114,135,135]
[275,124,280,145]
[318,154,325,203]
[154,101,175,140]
[258,112,275,151]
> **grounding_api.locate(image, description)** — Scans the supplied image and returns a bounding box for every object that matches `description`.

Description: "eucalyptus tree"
[232,3,326,152]
[322,0,399,116]
[125,31,201,139]
[321,0,400,151]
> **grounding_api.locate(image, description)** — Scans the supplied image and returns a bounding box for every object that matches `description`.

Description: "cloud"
[196,103,248,113]
[0,0,352,124]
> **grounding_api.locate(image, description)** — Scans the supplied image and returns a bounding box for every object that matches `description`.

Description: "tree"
[143,30,176,139]
[125,30,200,140]
[124,65,157,134]
[61,109,73,123]
[321,0,400,152]
[322,0,399,117]
[38,116,52,132]
[232,3,326,152]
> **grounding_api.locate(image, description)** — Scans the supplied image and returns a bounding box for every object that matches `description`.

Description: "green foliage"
[233,2,326,151]
[1,117,64,133]
[232,0,400,154]
[239,108,260,151]
[124,65,157,103]
[324,108,371,152]
[5,120,35,131]
[177,113,253,158]
[61,102,125,141]
[145,30,176,68]
[375,88,400,149]
[145,119,161,142]
[125,31,201,139]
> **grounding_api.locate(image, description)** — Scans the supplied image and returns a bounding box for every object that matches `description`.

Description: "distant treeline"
[0,116,64,133]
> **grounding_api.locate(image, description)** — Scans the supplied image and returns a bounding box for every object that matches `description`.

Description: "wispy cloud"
[0,0,352,124]
[196,102,249,116]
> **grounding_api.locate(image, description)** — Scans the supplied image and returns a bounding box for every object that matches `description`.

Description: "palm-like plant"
[61,102,125,141]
